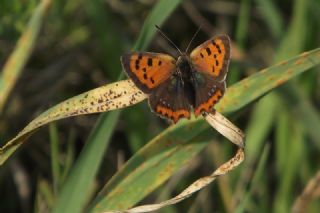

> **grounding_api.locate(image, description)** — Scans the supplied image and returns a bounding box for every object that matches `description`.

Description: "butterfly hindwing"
[121,52,176,93]
[149,76,191,123]
[191,72,225,116]
[190,35,230,81]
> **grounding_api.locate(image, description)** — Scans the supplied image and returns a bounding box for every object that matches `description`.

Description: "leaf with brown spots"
[0,80,147,165]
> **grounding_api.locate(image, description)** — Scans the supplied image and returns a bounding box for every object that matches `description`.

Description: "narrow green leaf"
[235,144,270,213]
[217,48,320,113]
[90,122,211,212]
[134,0,181,51]
[49,123,61,195]
[0,0,51,113]
[52,111,121,213]
[255,0,284,37]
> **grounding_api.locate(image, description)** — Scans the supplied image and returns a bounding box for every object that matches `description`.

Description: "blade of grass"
[235,0,251,46]
[235,0,314,211]
[235,143,270,213]
[279,84,320,148]
[216,48,320,113]
[255,0,284,38]
[233,92,277,204]
[89,125,213,212]
[49,123,61,195]
[60,128,76,184]
[85,0,123,80]
[228,0,251,85]
[52,111,120,213]
[274,120,304,212]
[0,0,51,113]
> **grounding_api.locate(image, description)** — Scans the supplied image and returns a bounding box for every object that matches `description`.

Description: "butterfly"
[121,32,230,124]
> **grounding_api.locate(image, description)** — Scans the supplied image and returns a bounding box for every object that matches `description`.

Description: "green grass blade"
[0,0,51,113]
[235,0,251,46]
[90,122,211,212]
[255,0,284,37]
[216,48,320,113]
[279,84,320,148]
[52,111,120,213]
[49,123,61,195]
[134,0,181,51]
[274,121,304,212]
[85,0,123,80]
[235,143,270,213]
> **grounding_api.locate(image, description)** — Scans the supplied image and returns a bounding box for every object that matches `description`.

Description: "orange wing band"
[156,105,190,123]
[194,90,222,116]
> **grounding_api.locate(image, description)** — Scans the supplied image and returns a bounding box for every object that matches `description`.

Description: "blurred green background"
[0,0,320,212]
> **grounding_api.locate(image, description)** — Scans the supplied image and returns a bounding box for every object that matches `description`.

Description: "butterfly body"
[121,35,230,123]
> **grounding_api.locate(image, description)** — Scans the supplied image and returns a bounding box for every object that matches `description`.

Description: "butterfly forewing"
[149,77,191,123]
[190,35,230,81]
[190,35,230,116]
[121,52,176,94]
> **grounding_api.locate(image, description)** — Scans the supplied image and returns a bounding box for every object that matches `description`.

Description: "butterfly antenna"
[155,25,183,55]
[185,25,202,53]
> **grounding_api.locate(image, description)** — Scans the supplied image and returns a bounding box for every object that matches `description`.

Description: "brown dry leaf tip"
[102,112,245,213]
[292,171,320,213]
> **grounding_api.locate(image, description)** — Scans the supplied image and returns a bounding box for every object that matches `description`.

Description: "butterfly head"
[176,54,189,67]
[176,54,193,80]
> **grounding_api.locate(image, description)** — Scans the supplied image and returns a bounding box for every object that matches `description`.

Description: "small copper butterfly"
[121,27,230,123]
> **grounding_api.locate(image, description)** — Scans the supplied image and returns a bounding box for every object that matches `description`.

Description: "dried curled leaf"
[0,80,147,164]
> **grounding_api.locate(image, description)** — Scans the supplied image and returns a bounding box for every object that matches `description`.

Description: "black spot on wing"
[211,41,222,54]
[206,48,211,56]
[147,58,153,66]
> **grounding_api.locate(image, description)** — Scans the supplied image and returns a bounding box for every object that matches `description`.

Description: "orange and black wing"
[190,35,230,81]
[191,73,226,116]
[189,35,230,116]
[121,52,176,94]
[149,76,191,123]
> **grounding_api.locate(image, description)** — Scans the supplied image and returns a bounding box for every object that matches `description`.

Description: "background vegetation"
[0,0,319,212]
